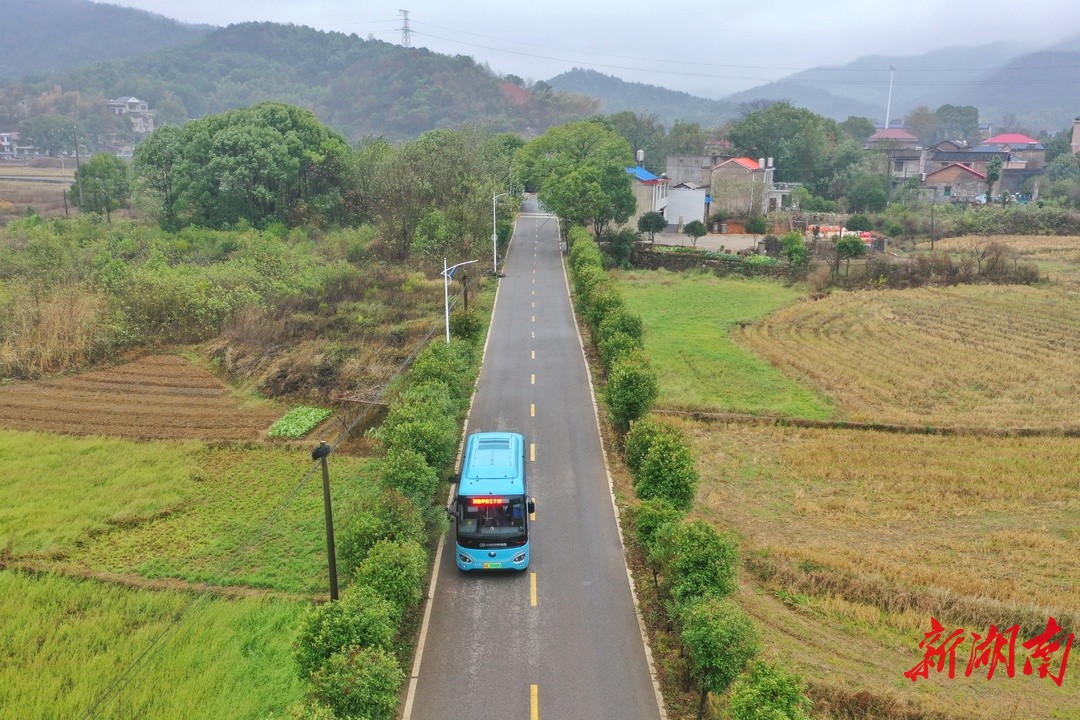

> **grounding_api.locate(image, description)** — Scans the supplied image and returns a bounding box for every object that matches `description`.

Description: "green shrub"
[583,281,623,329]
[293,585,398,679]
[656,520,739,607]
[354,539,428,617]
[309,646,404,720]
[629,499,685,554]
[598,330,641,372]
[727,661,812,720]
[337,489,425,577]
[605,352,659,433]
[282,701,336,720]
[596,308,644,345]
[407,341,475,408]
[634,429,697,509]
[681,598,759,716]
[378,448,440,508]
[449,309,485,342]
[377,382,460,471]
[624,416,674,476]
[846,214,873,231]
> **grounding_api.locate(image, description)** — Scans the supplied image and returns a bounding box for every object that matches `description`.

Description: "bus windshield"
[456,496,527,542]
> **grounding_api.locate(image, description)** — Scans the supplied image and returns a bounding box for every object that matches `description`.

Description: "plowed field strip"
[0,355,283,441]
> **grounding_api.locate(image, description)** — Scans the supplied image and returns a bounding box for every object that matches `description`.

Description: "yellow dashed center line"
[531,302,535,308]
[531,374,535,385]
[531,316,535,323]
[531,684,539,720]
[530,403,535,417]
[530,572,538,607]
[531,331,535,338]
[530,443,535,461]
[531,350,535,360]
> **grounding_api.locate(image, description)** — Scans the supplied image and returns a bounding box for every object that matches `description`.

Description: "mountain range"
[2,0,1078,138]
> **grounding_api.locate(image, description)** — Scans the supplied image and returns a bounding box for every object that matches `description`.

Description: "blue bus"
[453,431,535,571]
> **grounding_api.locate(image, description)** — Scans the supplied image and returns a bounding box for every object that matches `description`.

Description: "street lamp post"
[443,258,478,343]
[492,191,509,276]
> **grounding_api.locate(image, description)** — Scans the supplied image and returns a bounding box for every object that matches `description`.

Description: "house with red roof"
[975,133,1045,170]
[865,127,920,150]
[710,157,776,216]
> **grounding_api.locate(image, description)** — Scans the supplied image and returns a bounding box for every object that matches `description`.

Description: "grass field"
[0,570,304,719]
[0,428,376,594]
[736,284,1080,430]
[614,269,834,419]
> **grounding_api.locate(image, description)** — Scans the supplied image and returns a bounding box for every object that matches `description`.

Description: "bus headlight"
[512,552,526,563]
[459,553,473,564]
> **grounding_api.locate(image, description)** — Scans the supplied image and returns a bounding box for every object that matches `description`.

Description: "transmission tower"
[399,9,412,47]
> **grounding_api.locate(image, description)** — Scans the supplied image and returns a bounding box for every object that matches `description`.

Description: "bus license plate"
[483,562,502,569]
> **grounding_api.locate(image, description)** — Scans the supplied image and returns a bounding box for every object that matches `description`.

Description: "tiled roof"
[926,163,986,180]
[716,157,761,171]
[985,133,1040,145]
[868,128,918,141]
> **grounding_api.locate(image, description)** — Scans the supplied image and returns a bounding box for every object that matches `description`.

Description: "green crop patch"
[0,428,377,594]
[269,406,332,438]
[0,571,304,719]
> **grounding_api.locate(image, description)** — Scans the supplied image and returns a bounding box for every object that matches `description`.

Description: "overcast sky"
[97,0,1080,98]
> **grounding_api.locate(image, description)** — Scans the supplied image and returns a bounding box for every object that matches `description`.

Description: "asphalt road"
[405,197,664,720]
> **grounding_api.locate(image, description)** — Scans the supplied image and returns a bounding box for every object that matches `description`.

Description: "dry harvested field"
[0,178,70,221]
[0,354,282,440]
[735,284,1080,430]
[685,419,1080,718]
[923,234,1080,287]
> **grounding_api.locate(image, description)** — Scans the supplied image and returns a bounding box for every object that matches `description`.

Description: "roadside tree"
[638,211,667,244]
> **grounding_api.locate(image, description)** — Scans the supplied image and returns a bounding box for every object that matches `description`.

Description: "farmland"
[921,234,1080,287]
[614,270,834,419]
[616,268,1080,718]
[736,284,1080,430]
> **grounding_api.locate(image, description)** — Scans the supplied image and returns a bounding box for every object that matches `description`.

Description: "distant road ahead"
[405,196,664,719]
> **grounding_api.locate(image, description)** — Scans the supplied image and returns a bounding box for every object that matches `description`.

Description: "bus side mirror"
[527,498,536,514]
[446,497,458,520]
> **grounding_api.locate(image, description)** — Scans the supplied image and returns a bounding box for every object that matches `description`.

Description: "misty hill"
[945,49,1080,131]
[0,0,212,78]
[547,68,738,127]
[720,81,881,122]
[8,22,598,140]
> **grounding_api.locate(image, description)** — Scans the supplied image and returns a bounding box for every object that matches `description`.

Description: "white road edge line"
[558,221,670,720]
[401,211,519,720]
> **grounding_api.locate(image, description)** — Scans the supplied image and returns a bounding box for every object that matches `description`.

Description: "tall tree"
[665,121,708,156]
[985,155,1003,202]
[516,120,635,237]
[726,102,854,196]
[69,153,130,221]
[18,114,78,156]
[602,111,666,174]
[132,124,184,229]
[903,105,945,147]
[934,104,980,145]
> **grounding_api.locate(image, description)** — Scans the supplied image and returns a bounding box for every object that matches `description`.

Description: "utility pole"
[312,441,338,601]
[885,64,895,129]
[73,122,84,208]
[399,9,412,47]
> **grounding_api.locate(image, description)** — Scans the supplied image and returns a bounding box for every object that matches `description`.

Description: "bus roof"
[459,431,525,496]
